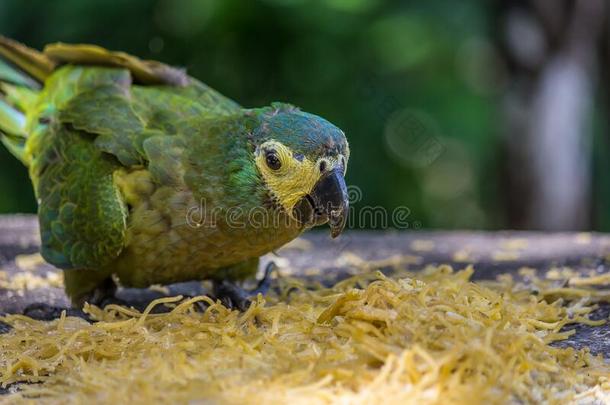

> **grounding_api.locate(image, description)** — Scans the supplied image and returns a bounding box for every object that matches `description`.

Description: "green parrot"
[0,37,349,311]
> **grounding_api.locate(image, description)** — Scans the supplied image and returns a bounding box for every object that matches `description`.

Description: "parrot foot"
[22,297,141,321]
[212,261,276,311]
[23,303,88,321]
[23,278,126,321]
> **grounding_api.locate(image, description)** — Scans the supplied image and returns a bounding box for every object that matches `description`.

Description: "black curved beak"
[293,168,349,238]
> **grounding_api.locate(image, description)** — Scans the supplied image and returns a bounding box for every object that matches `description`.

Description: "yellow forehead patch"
[255,140,344,215]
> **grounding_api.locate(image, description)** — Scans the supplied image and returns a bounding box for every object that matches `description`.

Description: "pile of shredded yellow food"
[1,264,610,404]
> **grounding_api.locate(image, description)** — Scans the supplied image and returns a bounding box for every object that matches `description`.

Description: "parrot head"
[250,103,350,238]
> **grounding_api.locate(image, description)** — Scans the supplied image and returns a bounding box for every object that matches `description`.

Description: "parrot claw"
[175,296,210,312]
[212,262,276,311]
[253,261,276,295]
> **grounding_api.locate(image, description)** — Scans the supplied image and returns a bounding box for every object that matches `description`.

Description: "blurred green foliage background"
[0,0,607,230]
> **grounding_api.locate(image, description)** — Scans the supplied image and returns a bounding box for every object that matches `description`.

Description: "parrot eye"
[265,151,282,170]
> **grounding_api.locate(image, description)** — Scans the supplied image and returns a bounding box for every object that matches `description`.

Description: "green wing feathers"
[23,67,138,270]
[0,36,193,165]
[35,127,127,269]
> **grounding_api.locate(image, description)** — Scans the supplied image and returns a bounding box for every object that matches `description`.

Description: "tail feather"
[0,98,27,164]
[0,99,25,135]
[0,58,40,89]
[0,37,52,165]
[0,132,26,164]
[1,82,38,112]
[0,36,54,83]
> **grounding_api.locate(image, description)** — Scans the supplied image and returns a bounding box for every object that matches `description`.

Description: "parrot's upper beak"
[293,168,349,238]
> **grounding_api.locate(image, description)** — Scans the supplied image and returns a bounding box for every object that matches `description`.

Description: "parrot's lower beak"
[293,168,349,238]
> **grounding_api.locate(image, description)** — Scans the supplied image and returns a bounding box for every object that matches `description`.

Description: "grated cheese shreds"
[0,265,609,404]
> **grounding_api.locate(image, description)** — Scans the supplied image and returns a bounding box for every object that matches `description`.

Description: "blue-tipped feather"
[0,58,40,89]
